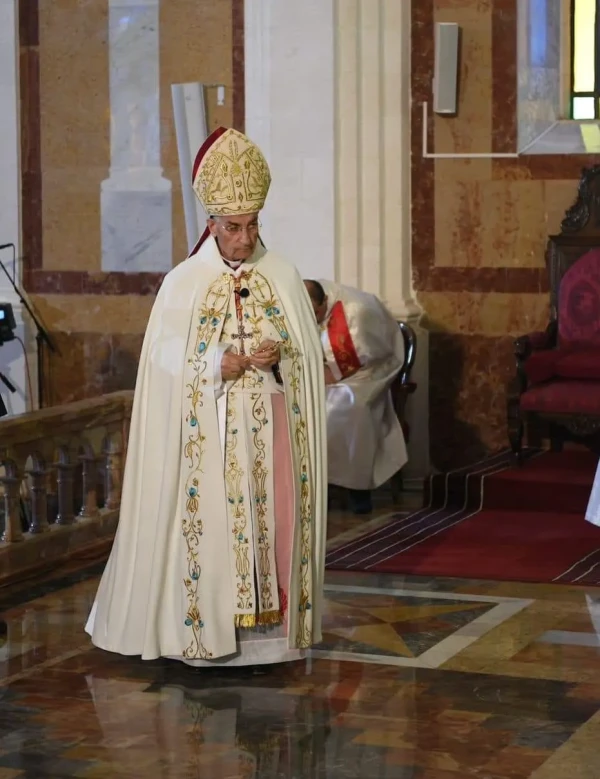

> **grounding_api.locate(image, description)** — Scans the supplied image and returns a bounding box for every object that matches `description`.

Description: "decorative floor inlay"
[311,584,533,668]
[2,545,600,776]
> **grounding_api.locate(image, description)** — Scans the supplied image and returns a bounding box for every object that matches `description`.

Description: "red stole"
[327,300,361,379]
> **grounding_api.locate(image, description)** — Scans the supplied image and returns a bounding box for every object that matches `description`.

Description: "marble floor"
[2,500,600,778]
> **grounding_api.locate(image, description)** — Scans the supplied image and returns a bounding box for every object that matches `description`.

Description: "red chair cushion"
[558,248,600,348]
[520,380,600,415]
[525,348,600,383]
[525,350,560,384]
[556,350,600,380]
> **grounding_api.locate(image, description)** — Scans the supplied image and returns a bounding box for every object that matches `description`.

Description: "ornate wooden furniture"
[391,322,417,427]
[508,166,600,459]
[390,321,417,499]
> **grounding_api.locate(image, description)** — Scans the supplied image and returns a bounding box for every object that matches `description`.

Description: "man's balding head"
[304,280,328,324]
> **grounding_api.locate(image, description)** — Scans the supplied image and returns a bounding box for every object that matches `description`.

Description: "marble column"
[0,0,31,414]
[335,0,420,320]
[101,0,172,273]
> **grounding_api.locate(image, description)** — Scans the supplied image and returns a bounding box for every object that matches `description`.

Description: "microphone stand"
[0,255,57,409]
[0,370,16,418]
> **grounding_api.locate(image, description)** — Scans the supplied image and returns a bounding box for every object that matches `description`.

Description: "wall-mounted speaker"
[433,22,460,115]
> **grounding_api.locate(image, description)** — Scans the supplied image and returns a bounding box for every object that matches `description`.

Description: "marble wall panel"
[30,294,154,336]
[429,333,515,470]
[20,40,42,271]
[38,0,110,273]
[492,0,518,153]
[231,0,244,130]
[418,291,549,337]
[48,332,144,405]
[478,180,547,267]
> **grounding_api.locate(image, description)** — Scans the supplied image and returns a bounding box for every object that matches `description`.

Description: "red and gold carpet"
[326,449,600,585]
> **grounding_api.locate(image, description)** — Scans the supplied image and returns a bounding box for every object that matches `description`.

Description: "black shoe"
[348,489,372,515]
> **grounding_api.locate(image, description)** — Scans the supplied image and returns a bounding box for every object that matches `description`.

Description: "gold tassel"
[234,613,257,628]
[257,609,283,626]
[234,609,283,629]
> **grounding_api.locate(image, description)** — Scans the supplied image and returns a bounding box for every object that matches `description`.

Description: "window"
[571,0,599,118]
[530,0,548,68]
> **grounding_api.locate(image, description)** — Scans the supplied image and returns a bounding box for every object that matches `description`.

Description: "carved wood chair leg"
[549,423,564,453]
[507,407,524,465]
[528,417,543,449]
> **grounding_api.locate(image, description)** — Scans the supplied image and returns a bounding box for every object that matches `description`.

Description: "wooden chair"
[390,321,417,500]
[508,165,600,460]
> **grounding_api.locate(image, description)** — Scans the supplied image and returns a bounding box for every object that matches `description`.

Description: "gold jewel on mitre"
[192,127,271,216]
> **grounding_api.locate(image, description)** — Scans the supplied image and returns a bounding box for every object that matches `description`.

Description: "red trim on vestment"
[191,126,228,182]
[188,127,229,259]
[187,226,210,258]
[327,300,361,379]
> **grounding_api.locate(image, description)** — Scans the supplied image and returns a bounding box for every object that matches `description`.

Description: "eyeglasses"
[219,221,262,236]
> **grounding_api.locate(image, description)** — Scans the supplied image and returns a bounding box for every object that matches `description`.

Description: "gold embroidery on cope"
[247,272,313,648]
[182,273,231,659]
[250,393,275,613]
[225,392,254,614]
[182,269,313,648]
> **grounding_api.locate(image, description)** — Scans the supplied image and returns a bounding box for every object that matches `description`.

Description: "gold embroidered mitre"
[192,127,271,216]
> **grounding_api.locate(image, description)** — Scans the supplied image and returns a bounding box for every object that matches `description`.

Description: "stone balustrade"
[0,391,133,582]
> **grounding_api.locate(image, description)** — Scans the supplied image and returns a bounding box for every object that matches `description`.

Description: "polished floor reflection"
[2,518,600,777]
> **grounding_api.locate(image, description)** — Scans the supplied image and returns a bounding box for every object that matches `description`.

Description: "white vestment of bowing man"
[586,464,600,527]
[317,281,407,491]
[86,127,327,666]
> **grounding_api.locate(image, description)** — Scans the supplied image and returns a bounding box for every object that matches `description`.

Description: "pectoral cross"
[231,276,252,355]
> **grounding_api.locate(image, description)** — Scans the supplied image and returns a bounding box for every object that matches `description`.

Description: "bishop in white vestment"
[305,280,407,513]
[86,128,327,666]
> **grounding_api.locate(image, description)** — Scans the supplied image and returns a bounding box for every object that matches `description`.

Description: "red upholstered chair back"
[558,248,600,348]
